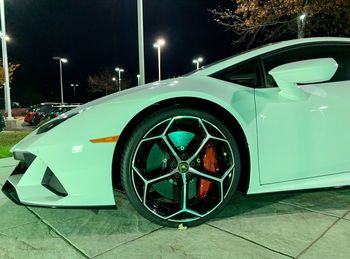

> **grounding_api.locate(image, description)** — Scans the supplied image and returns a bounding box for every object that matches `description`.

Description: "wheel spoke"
[162,136,181,163]
[222,164,235,180]
[162,117,175,136]
[209,136,229,143]
[198,118,209,136]
[181,173,188,210]
[186,135,209,164]
[189,167,221,182]
[147,168,177,184]
[185,209,202,218]
[132,166,147,182]
[144,118,172,138]
[141,135,162,142]
[165,209,183,220]
[143,183,148,205]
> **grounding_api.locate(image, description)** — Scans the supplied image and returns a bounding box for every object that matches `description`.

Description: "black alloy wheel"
[120,107,241,227]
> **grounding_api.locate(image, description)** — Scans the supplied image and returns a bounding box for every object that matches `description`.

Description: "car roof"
[191,37,350,76]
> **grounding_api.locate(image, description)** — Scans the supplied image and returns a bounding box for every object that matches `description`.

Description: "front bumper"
[2,149,116,208]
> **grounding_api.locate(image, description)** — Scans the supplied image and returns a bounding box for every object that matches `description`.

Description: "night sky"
[4,0,237,105]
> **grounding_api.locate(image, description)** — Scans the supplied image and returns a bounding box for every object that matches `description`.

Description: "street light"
[53,57,68,103]
[0,32,10,41]
[0,0,13,122]
[137,0,145,85]
[193,57,204,70]
[297,13,307,39]
[115,67,124,91]
[137,74,140,86]
[153,38,166,81]
[112,77,118,90]
[70,84,78,102]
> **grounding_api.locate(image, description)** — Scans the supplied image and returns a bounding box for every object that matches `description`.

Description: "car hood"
[65,77,191,115]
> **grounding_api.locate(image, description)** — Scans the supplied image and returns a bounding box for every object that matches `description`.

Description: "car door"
[255,43,350,184]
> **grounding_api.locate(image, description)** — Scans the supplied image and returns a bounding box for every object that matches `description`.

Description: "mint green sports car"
[3,37,350,227]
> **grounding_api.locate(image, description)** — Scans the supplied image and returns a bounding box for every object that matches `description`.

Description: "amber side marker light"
[90,135,119,143]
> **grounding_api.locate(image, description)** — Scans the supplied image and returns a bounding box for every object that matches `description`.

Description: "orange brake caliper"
[198,142,218,198]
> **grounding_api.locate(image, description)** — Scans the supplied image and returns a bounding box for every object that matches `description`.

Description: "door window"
[211,59,261,88]
[263,44,350,87]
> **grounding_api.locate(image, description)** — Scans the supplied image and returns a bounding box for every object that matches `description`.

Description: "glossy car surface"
[3,37,350,227]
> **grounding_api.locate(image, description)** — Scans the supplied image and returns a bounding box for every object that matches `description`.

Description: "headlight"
[37,112,78,135]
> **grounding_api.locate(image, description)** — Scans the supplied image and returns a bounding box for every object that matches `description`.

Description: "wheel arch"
[112,97,250,194]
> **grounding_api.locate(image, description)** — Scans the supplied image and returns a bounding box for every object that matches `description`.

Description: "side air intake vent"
[1,181,20,204]
[41,167,68,197]
[13,152,36,168]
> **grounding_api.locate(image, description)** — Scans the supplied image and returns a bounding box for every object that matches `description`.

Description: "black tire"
[120,107,241,227]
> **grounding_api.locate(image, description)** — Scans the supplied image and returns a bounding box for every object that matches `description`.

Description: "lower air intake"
[41,167,68,197]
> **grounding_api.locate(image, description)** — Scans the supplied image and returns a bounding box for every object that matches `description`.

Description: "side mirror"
[268,58,338,100]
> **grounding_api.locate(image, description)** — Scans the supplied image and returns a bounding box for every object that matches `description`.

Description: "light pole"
[137,74,140,86]
[193,57,204,70]
[137,0,145,85]
[297,13,306,39]
[0,0,13,120]
[70,84,78,102]
[153,38,165,81]
[0,32,9,41]
[53,57,68,104]
[112,77,118,90]
[115,67,124,91]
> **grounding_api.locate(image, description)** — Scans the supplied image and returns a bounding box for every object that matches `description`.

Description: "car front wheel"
[120,107,241,227]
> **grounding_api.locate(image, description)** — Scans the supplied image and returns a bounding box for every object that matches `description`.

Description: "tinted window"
[211,59,261,88]
[263,44,350,87]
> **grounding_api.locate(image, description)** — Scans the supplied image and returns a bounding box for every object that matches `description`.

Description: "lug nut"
[174,173,181,179]
[170,161,177,169]
[186,172,192,179]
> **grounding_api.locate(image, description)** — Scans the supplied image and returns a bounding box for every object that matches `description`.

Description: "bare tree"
[210,0,350,48]
[87,70,118,95]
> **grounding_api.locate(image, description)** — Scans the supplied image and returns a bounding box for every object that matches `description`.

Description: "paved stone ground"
[0,157,349,258]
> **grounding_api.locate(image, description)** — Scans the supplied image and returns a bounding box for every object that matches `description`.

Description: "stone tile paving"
[1,159,350,258]
[260,187,350,218]
[0,198,38,231]
[35,195,161,258]
[0,164,17,186]
[208,194,339,257]
[344,211,350,220]
[95,224,290,259]
[299,219,350,259]
[0,157,18,167]
[0,220,84,259]
[29,206,98,223]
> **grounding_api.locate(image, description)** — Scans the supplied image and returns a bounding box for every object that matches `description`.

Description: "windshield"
[184,42,279,76]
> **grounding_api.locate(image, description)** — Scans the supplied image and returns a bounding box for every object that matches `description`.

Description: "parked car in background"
[34,104,80,127]
[24,103,61,125]
[0,98,21,108]
[0,112,5,132]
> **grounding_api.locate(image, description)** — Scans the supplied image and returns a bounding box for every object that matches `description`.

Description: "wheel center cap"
[178,162,189,173]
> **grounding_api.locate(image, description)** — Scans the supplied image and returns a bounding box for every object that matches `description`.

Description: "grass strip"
[0,131,30,158]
